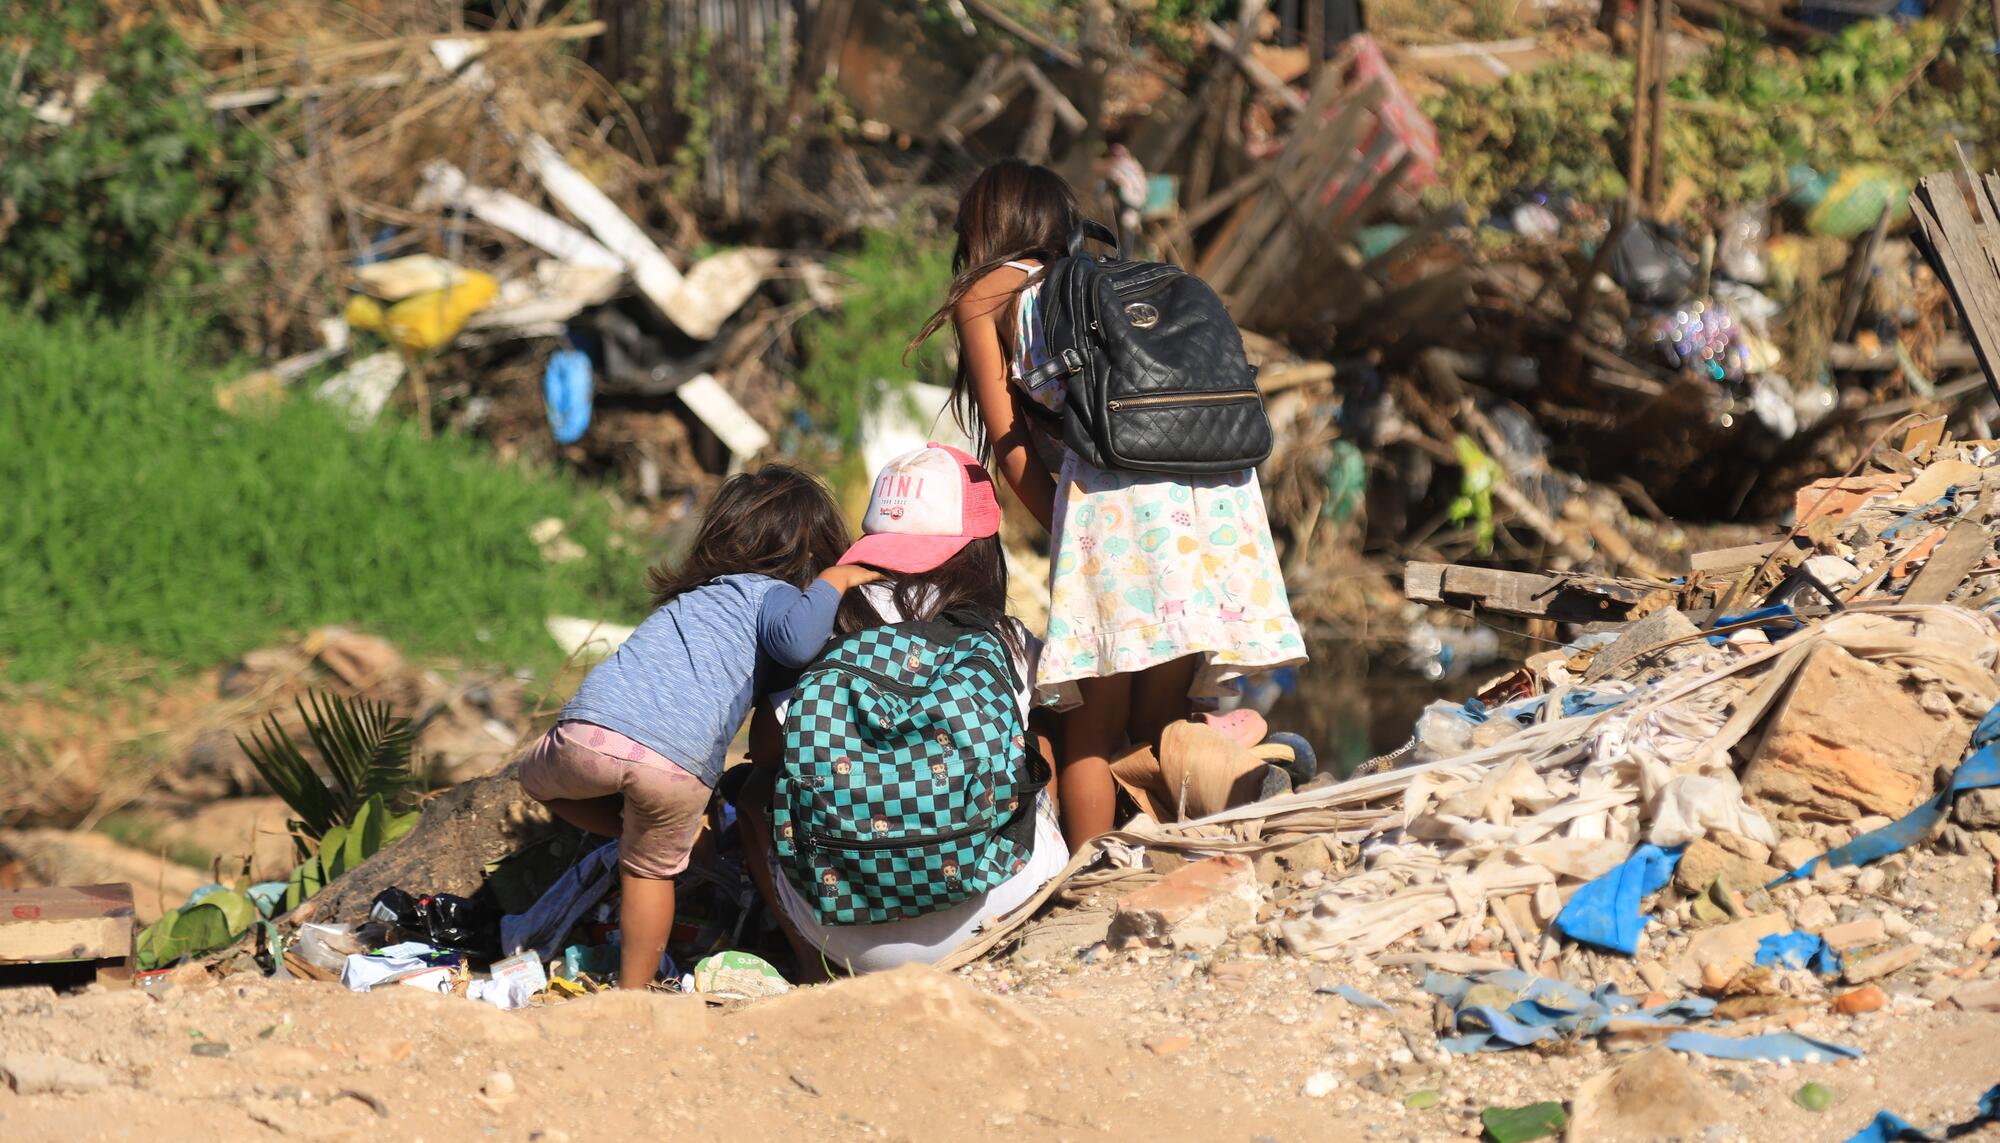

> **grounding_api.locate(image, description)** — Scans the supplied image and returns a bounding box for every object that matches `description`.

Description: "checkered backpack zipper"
[772,613,1049,925]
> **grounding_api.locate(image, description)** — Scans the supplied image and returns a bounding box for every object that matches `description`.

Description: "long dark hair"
[837,535,1017,656]
[646,464,849,608]
[908,159,1081,458]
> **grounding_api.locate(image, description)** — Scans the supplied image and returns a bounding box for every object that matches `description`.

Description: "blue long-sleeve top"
[558,574,841,785]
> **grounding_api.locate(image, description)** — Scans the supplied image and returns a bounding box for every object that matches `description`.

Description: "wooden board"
[1903,520,1990,604]
[1684,539,1792,574]
[1403,563,1674,622]
[0,883,135,986]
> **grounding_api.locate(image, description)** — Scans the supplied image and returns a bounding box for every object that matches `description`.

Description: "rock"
[1636,961,1668,993]
[1712,833,1773,865]
[1951,981,2000,1012]
[1833,985,1887,1015]
[311,625,403,689]
[1567,1048,1719,1142]
[1686,913,1789,979]
[1842,944,1923,985]
[1853,867,1887,896]
[1880,911,1914,938]
[481,1071,517,1102]
[1774,837,1822,872]
[1967,923,1998,949]
[1302,1071,1340,1098]
[1821,918,1887,952]
[1954,788,2000,830]
[1253,838,1336,884]
[1145,1035,1193,1056]
[1922,977,1959,1005]
[1108,855,1259,951]
[1672,838,1783,896]
[1584,607,1706,684]
[1740,645,1973,822]
[0,1053,112,1095]
[1793,896,1837,932]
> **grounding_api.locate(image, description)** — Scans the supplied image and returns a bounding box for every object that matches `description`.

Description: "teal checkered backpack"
[772,609,1049,925]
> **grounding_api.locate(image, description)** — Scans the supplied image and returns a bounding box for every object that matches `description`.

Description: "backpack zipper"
[1106,390,1260,412]
[813,652,1012,699]
[805,816,993,853]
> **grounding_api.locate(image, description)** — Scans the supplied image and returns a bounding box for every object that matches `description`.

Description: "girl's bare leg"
[617,871,674,989]
[1129,654,1201,751]
[1059,673,1131,850]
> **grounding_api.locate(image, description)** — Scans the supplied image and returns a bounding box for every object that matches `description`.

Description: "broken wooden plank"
[1404,563,1674,621]
[1910,172,2000,400]
[1903,520,1990,604]
[675,373,771,473]
[418,160,622,271]
[1203,19,1308,114]
[1684,539,1791,575]
[0,883,135,987]
[524,134,696,335]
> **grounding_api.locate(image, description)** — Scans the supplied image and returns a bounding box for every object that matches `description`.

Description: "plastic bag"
[1716,204,1769,285]
[370,888,496,954]
[1609,223,1694,308]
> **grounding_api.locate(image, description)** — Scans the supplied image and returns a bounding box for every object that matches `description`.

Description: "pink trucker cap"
[841,443,1002,573]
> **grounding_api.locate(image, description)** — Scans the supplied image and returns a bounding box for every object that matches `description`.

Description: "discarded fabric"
[1662,1031,1862,1063]
[1757,930,1843,975]
[1553,843,1683,955]
[1481,1101,1566,1143]
[1773,701,2000,885]
[1843,1083,2000,1143]
[499,840,619,959]
[1560,689,1628,718]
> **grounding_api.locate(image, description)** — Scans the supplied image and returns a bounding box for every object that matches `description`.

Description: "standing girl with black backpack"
[911,159,1308,850]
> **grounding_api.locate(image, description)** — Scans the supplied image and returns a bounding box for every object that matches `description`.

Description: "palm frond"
[239,690,416,846]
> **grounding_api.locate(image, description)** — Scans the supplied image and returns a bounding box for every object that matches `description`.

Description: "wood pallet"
[0,883,136,988]
[1404,563,1677,622]
[1909,169,2000,403]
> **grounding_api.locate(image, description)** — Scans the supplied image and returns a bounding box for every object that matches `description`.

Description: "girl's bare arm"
[955,268,1059,533]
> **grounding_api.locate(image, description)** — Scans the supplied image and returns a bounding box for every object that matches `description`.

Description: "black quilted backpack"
[1018,220,1274,475]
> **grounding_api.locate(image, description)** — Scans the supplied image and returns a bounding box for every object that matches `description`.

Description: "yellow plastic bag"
[343,270,498,352]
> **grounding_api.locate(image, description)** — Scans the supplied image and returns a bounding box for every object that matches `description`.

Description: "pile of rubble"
[949,423,2000,1074]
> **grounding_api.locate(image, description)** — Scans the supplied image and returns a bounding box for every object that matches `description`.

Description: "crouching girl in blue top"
[520,464,879,988]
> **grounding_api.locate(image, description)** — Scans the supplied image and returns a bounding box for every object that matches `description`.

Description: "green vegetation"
[794,227,955,446]
[1424,17,2000,221]
[0,311,646,684]
[242,692,417,853]
[0,4,263,319]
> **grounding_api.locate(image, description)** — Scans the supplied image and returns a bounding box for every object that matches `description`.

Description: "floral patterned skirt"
[1037,450,1307,707]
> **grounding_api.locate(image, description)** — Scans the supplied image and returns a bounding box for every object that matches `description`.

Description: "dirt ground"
[5,850,2000,1142]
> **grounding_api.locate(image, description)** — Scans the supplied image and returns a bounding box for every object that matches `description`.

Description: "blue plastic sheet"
[1423,969,1715,1055]
[1318,983,1393,1010]
[1553,843,1683,954]
[1844,1084,2000,1142]
[1706,604,1803,645]
[544,348,593,444]
[1663,1031,1862,1062]
[1773,701,2000,886]
[1756,930,1843,975]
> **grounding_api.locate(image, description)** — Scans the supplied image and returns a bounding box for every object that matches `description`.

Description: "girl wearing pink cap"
[735,444,1070,973]
[912,159,1307,849]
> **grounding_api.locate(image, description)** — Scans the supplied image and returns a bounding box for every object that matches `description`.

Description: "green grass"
[795,226,954,447]
[0,311,647,683]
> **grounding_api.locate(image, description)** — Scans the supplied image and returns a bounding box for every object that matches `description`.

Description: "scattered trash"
[1797,1081,1835,1113]
[1843,1084,2000,1143]
[1479,1100,1566,1143]
[691,951,790,1000]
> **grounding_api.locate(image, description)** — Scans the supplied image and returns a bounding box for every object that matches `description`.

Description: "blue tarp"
[1756,930,1843,975]
[1772,701,2000,886]
[1844,1084,2000,1142]
[1663,1031,1863,1063]
[1317,983,1393,1010]
[1553,843,1683,955]
[1423,969,1715,1055]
